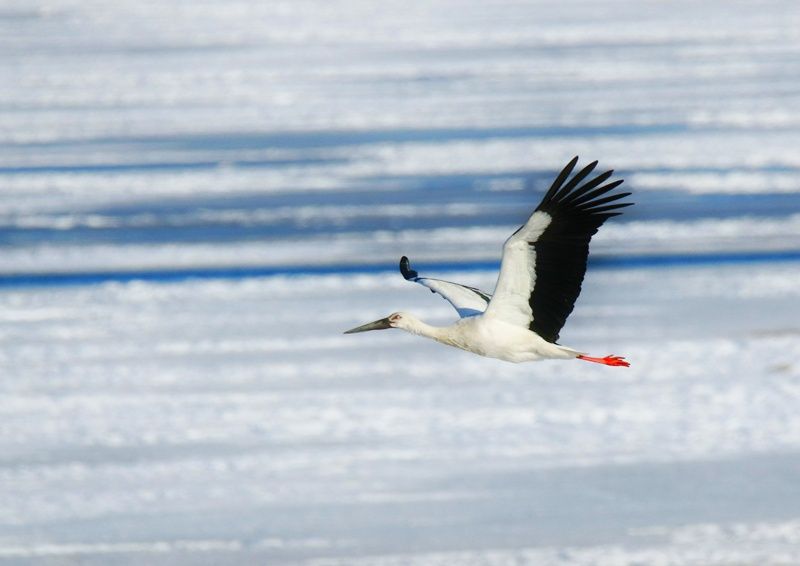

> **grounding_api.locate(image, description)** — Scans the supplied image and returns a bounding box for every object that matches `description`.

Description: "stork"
[344,157,632,366]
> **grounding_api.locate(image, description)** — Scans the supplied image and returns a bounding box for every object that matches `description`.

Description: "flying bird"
[344,157,632,366]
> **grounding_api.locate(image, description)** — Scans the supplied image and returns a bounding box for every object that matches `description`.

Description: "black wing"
[485,156,632,342]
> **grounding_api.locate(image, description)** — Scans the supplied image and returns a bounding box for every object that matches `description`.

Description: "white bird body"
[345,157,632,367]
[394,312,579,363]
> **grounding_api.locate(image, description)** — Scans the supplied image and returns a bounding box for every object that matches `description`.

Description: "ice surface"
[1,265,800,564]
[2,0,800,275]
[1,0,800,564]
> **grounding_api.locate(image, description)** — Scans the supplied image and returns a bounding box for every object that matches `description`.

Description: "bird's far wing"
[484,156,632,342]
[399,256,491,318]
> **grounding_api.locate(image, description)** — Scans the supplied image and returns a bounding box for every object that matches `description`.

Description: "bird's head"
[343,312,409,334]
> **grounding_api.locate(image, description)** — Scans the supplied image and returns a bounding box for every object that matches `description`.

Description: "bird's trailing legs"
[577,354,630,367]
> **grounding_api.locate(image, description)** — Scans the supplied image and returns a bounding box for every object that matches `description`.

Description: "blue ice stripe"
[0,250,798,289]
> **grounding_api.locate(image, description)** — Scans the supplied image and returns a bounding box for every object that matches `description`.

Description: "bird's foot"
[577,354,630,367]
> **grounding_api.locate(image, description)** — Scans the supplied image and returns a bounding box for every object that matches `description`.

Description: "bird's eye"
[390,314,402,322]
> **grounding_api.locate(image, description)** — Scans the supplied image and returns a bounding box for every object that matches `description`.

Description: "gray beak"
[343,317,392,334]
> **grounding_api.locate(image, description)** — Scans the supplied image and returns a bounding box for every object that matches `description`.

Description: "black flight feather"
[527,158,632,343]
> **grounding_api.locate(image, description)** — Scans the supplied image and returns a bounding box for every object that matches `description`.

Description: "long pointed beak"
[343,317,392,334]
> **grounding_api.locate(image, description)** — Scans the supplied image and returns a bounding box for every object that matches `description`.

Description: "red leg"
[577,354,630,367]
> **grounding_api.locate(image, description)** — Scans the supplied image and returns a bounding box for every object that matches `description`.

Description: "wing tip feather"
[399,256,418,280]
[539,156,580,205]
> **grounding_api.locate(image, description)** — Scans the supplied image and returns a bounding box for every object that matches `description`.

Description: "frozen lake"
[2,266,800,564]
[1,0,800,564]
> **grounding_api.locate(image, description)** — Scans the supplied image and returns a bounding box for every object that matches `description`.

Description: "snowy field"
[2,265,800,565]
[1,0,800,564]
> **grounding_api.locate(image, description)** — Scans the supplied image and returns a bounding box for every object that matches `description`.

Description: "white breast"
[438,315,577,363]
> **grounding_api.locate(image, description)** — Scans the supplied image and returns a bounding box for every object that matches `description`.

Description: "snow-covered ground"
[1,0,800,564]
[2,0,800,274]
[2,265,800,565]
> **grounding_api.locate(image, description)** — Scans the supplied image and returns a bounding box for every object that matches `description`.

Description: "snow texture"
[1,0,800,564]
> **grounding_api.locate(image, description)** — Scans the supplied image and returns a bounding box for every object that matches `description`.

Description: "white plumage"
[345,157,632,367]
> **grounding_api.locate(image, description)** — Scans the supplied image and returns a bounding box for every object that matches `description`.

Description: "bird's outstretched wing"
[483,156,632,343]
[400,256,491,318]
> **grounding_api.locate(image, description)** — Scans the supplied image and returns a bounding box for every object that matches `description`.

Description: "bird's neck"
[401,316,448,341]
